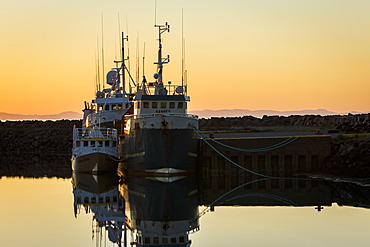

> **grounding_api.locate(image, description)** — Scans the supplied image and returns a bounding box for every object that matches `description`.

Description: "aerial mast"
[153,22,170,95]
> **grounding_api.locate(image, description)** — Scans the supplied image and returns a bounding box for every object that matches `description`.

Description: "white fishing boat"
[83,32,135,129]
[121,22,199,174]
[72,32,135,173]
[72,125,118,173]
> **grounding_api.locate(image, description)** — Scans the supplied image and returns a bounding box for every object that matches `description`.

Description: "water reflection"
[72,172,126,246]
[72,170,370,247]
[120,175,199,247]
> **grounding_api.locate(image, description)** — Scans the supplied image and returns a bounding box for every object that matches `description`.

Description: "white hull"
[72,152,118,173]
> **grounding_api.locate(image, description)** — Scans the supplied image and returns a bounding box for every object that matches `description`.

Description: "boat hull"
[121,128,198,173]
[72,152,118,173]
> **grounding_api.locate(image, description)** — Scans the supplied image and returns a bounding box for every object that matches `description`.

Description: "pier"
[197,133,332,179]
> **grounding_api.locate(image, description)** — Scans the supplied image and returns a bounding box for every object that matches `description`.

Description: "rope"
[194,129,273,178]
[192,128,319,220]
[195,128,299,153]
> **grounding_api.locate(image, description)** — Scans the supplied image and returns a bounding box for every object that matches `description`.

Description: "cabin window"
[113,141,117,147]
[179,236,185,243]
[118,104,123,109]
[143,102,149,108]
[84,197,89,203]
[169,102,175,108]
[153,237,159,244]
[91,141,95,147]
[144,237,150,244]
[83,141,88,147]
[98,197,103,203]
[76,142,80,147]
[105,105,110,111]
[161,102,166,108]
[98,141,103,147]
[105,141,110,147]
[178,102,184,108]
[162,238,168,244]
[98,105,103,111]
[112,105,117,110]
[152,102,158,108]
[171,238,177,243]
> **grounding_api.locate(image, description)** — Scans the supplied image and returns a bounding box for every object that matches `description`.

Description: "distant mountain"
[1,109,367,121]
[188,109,360,118]
[0,111,82,120]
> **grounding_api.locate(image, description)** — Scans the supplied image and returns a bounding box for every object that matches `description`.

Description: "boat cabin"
[133,95,190,116]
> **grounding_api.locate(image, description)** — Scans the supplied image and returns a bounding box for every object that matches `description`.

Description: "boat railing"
[124,113,198,120]
[139,83,187,96]
[73,127,118,140]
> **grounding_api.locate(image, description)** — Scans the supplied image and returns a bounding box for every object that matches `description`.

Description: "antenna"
[136,33,139,84]
[101,13,105,87]
[142,42,146,77]
[118,12,122,59]
[181,9,184,90]
[94,51,99,94]
[154,0,157,26]
[97,35,101,91]
[126,15,131,72]
[142,42,147,94]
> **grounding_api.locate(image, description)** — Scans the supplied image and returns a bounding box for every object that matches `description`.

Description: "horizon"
[1,1,369,115]
[1,108,369,121]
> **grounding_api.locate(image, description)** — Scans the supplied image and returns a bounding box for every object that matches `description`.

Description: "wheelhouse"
[133,95,190,116]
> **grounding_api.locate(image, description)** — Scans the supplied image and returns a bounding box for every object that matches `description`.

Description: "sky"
[1,0,369,115]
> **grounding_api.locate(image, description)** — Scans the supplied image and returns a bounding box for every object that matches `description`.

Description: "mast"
[154,22,170,95]
[114,32,128,93]
[121,32,126,92]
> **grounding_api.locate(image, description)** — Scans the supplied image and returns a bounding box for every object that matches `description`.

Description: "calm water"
[1,171,370,247]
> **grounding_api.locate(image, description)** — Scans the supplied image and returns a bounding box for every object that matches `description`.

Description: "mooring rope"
[194,128,275,178]
[194,128,299,153]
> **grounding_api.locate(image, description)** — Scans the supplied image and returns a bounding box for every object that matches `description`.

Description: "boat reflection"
[119,175,199,247]
[72,168,370,247]
[72,172,127,246]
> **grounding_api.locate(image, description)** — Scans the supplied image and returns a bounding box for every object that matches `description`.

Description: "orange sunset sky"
[1,0,369,116]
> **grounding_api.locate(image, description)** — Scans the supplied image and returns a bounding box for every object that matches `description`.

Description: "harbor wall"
[198,135,332,178]
[0,115,369,177]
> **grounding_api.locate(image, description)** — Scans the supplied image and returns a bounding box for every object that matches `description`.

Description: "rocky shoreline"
[0,120,81,178]
[199,113,370,133]
[1,113,369,178]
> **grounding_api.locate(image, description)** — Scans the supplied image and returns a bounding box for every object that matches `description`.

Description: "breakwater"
[1,113,369,178]
[0,120,81,177]
[200,113,370,133]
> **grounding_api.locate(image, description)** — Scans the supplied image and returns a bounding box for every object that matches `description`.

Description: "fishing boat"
[72,33,135,173]
[72,125,118,173]
[83,32,134,130]
[121,22,199,175]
